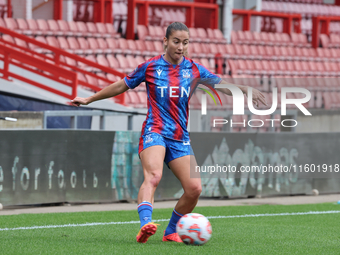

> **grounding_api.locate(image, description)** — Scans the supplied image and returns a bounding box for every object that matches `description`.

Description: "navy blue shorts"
[138,132,194,168]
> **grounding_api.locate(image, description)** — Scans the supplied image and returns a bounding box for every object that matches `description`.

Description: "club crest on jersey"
[182,70,191,78]
[156,68,163,77]
[145,134,153,144]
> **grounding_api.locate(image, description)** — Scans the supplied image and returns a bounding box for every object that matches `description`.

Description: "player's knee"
[185,184,202,199]
[145,172,162,188]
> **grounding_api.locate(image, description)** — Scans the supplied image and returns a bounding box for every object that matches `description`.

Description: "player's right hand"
[70,97,89,107]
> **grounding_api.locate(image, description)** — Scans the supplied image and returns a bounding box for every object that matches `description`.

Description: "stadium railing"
[311,16,340,48]
[126,0,219,40]
[232,9,302,34]
[0,26,126,103]
[0,41,78,99]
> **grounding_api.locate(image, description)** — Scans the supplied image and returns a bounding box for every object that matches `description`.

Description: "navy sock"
[137,201,153,228]
[165,209,184,236]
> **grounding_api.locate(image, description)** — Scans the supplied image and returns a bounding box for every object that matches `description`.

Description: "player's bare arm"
[216,80,267,107]
[70,79,129,106]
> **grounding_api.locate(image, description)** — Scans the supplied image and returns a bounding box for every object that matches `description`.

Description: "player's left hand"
[244,87,267,107]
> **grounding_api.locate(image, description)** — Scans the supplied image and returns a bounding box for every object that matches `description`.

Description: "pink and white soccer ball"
[176,213,212,245]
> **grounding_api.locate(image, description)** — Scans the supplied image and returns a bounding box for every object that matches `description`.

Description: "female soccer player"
[71,22,266,243]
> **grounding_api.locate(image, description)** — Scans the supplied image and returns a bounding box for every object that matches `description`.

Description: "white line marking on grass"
[1,210,339,232]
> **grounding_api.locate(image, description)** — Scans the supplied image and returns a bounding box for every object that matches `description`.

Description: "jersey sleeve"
[194,62,222,88]
[124,61,149,89]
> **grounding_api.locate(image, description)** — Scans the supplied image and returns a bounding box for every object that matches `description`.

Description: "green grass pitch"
[0,203,339,255]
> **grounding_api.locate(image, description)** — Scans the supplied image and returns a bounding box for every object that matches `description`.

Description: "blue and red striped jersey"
[124,55,221,141]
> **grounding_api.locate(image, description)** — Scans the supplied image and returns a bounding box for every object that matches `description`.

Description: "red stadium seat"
[188,27,200,43]
[144,41,159,56]
[31,36,50,53]
[137,24,149,40]
[97,38,112,54]
[106,54,122,72]
[216,44,228,58]
[57,20,73,36]
[307,61,318,76]
[294,47,303,61]
[197,28,209,43]
[200,43,214,59]
[234,44,245,59]
[276,61,289,76]
[107,73,120,83]
[4,18,18,32]
[85,22,99,37]
[273,46,283,60]
[2,34,14,44]
[126,55,139,68]
[85,74,99,87]
[26,19,43,36]
[206,28,218,44]
[127,39,141,55]
[76,21,91,37]
[236,30,246,44]
[62,56,77,67]
[68,21,82,37]
[320,34,329,48]
[274,33,282,46]
[281,33,292,47]
[279,46,290,60]
[46,36,60,48]
[77,37,93,54]
[57,37,71,52]
[154,26,164,40]
[16,19,31,35]
[244,31,254,45]
[245,60,255,75]
[230,30,238,44]
[315,61,325,75]
[225,44,237,59]
[77,73,87,84]
[256,45,266,59]
[78,55,98,72]
[96,55,110,67]
[323,48,333,61]
[293,61,304,76]
[96,73,110,88]
[104,23,119,38]
[135,40,152,57]
[260,32,272,46]
[136,91,147,107]
[135,56,145,65]
[95,23,112,38]
[190,43,204,58]
[153,41,163,54]
[117,38,132,55]
[252,32,263,45]
[106,38,123,54]
[147,25,158,41]
[213,29,227,44]
[36,19,53,36]
[13,37,28,49]
[200,58,213,72]
[125,90,138,107]
[261,60,273,75]
[116,55,134,73]
[267,33,277,46]
[0,17,5,28]
[87,37,103,54]
[330,34,340,48]
[209,43,219,55]
[264,46,275,60]
[47,20,63,36]
[67,37,83,54]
